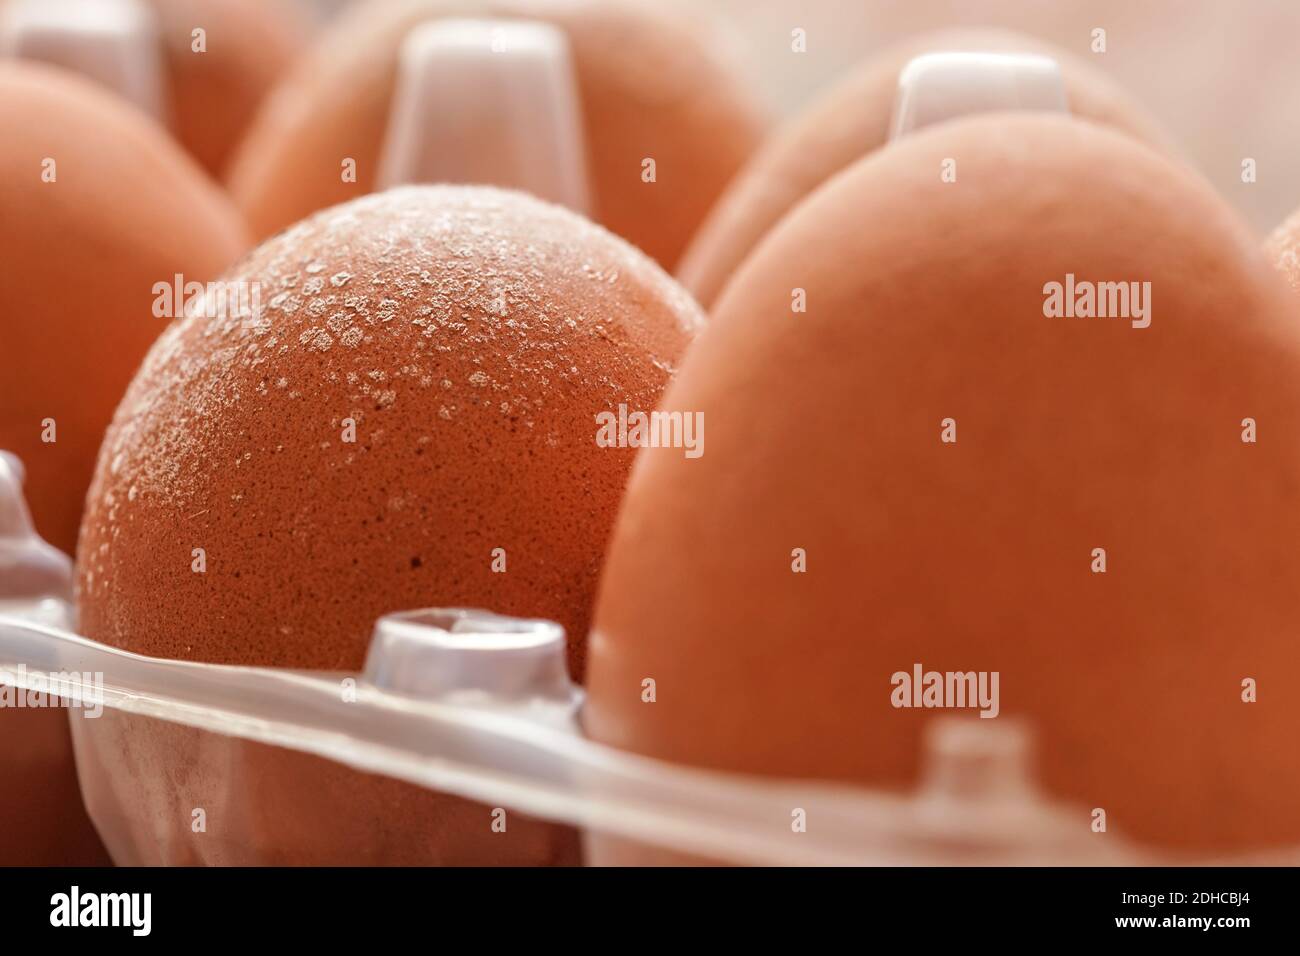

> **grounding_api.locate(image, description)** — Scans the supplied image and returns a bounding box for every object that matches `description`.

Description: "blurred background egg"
[676,29,1175,307]
[586,114,1300,860]
[0,61,242,866]
[75,185,703,863]
[0,0,311,178]
[226,0,767,270]
[0,62,245,557]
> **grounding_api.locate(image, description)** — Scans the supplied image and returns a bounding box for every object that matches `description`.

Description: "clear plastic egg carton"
[3,3,1292,868]
[2,455,1294,866]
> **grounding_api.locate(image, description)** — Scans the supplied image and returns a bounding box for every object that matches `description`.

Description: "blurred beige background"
[311,0,1300,236]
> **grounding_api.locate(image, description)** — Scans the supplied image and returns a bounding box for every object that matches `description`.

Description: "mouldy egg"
[0,62,246,557]
[586,114,1300,861]
[0,0,311,178]
[676,28,1176,307]
[75,185,703,864]
[225,0,767,269]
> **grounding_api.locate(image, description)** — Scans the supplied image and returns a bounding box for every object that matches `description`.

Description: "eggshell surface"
[77,184,701,677]
[226,0,766,269]
[676,29,1175,307]
[587,115,1300,856]
[74,184,701,864]
[144,0,312,178]
[0,62,246,557]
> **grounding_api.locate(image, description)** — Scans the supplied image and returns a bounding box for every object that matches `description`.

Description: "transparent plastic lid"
[0,608,1134,866]
[0,446,1116,865]
[376,18,591,214]
[6,442,1297,865]
[0,0,165,121]
[5,604,1295,866]
[0,451,72,604]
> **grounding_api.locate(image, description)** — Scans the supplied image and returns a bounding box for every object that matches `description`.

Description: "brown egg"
[0,62,246,557]
[0,0,310,178]
[586,114,1300,859]
[0,62,242,867]
[676,28,1176,307]
[75,185,702,864]
[145,0,312,178]
[0,454,104,866]
[226,0,766,269]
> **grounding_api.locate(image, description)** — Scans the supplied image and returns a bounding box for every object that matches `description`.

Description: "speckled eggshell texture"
[587,114,1300,857]
[77,185,703,682]
[0,62,244,867]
